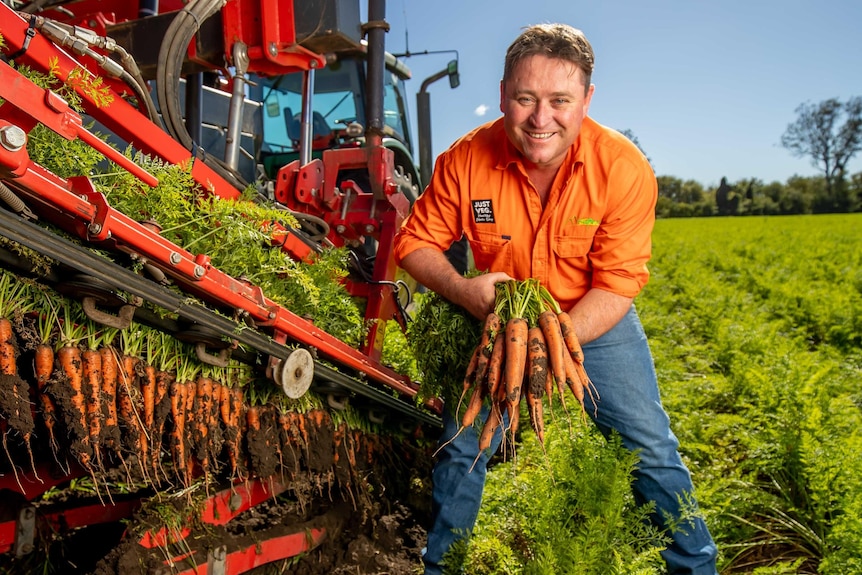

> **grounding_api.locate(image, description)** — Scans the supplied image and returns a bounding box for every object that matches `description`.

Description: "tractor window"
[255,58,411,153]
[382,71,408,143]
[257,62,363,152]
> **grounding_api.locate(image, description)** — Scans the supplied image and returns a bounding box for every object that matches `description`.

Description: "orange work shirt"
[393,116,657,312]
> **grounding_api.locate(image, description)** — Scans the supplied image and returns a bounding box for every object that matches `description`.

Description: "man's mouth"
[527,132,554,140]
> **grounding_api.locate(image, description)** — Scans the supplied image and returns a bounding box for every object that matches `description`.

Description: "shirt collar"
[494,116,589,176]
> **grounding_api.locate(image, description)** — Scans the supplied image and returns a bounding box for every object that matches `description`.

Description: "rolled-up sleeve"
[394,152,463,266]
[588,153,657,297]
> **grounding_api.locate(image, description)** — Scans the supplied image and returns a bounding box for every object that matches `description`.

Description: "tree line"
[650,96,862,218]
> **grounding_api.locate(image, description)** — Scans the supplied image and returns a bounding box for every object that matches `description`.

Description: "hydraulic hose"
[155,0,249,192]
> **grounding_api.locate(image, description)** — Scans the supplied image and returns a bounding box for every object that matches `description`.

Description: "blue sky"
[374,0,862,188]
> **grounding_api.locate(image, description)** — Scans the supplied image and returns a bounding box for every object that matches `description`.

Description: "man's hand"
[399,248,512,319]
[450,271,512,319]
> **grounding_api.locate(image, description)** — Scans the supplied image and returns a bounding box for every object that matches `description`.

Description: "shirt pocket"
[468,230,513,274]
[553,229,595,268]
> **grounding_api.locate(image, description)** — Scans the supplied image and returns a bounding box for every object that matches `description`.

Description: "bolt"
[170,252,182,265]
[0,126,27,151]
[193,265,205,278]
[88,223,102,235]
[20,543,34,555]
[268,42,278,57]
[364,224,375,234]
[336,225,346,234]
[22,507,35,520]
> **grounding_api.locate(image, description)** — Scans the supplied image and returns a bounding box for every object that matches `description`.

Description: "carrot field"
[457,214,862,575]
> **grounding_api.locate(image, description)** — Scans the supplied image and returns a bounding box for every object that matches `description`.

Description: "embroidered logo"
[567,216,600,226]
[472,199,495,224]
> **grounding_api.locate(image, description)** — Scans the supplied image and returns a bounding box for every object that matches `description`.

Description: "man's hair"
[503,23,594,94]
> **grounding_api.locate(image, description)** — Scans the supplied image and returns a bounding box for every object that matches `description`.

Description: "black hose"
[155,0,249,192]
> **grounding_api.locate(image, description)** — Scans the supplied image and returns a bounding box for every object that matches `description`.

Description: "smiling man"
[394,24,719,575]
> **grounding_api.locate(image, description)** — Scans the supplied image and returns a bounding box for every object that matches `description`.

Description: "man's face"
[500,54,594,171]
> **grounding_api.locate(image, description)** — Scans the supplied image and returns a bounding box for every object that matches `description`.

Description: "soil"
[0,316,436,575]
[85,424,434,575]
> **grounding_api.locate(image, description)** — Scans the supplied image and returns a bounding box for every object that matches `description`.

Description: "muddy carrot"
[35,343,59,451]
[58,344,92,468]
[0,318,16,375]
[556,311,585,363]
[525,385,545,446]
[470,403,503,473]
[183,379,196,480]
[504,317,528,426]
[82,348,103,465]
[99,347,118,430]
[473,312,501,394]
[169,380,187,481]
[456,343,483,413]
[141,364,156,431]
[195,376,213,470]
[484,332,507,397]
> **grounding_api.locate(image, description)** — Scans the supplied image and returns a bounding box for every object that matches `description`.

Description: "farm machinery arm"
[0,0,437,571]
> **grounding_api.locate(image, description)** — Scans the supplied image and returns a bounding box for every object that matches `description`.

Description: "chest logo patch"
[472,199,495,224]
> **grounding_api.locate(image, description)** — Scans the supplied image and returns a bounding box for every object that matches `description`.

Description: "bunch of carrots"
[449,279,597,464]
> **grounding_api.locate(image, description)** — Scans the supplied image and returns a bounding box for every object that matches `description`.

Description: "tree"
[780,97,862,211]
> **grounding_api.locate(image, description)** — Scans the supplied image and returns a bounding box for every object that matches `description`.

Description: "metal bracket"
[208,545,227,575]
[13,506,35,558]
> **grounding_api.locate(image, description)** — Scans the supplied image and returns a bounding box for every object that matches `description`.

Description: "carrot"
[169,380,187,482]
[184,379,196,481]
[543,357,555,411]
[82,348,103,467]
[537,310,566,392]
[229,387,245,478]
[470,402,502,472]
[194,376,213,472]
[35,343,59,454]
[58,344,92,469]
[118,354,147,477]
[99,346,120,452]
[461,381,486,430]
[484,332,507,397]
[141,364,156,432]
[0,317,39,482]
[556,311,599,407]
[563,349,587,422]
[139,363,157,475]
[503,317,528,426]
[208,380,224,473]
[526,326,549,398]
[0,317,16,375]
[556,311,584,363]
[472,312,501,395]
[455,343,483,414]
[151,369,174,482]
[525,385,545,446]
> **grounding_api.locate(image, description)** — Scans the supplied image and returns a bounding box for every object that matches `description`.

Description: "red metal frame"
[0,475,324,574]
[0,3,422,395]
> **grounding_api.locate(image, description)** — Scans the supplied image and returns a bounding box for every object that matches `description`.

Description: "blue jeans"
[423,306,719,575]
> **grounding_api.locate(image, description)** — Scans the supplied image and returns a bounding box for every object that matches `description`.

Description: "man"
[393,23,719,575]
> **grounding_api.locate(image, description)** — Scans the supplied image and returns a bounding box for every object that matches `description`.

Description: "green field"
[461,215,862,575]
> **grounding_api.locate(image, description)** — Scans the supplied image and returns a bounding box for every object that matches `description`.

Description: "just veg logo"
[472,199,495,223]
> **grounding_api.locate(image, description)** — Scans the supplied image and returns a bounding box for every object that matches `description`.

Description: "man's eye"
[517,97,534,105]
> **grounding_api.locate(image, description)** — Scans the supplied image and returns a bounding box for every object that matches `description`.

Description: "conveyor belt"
[0,206,441,428]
